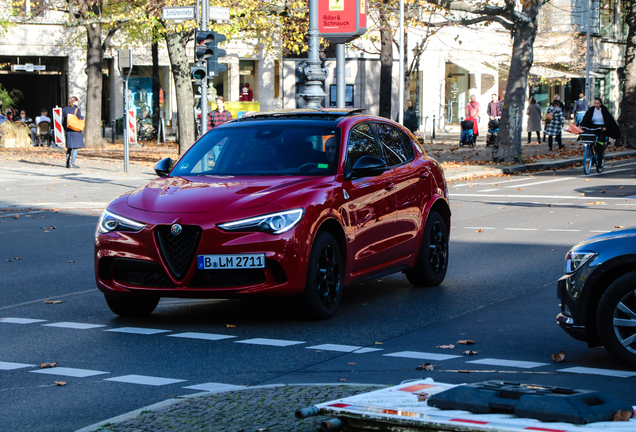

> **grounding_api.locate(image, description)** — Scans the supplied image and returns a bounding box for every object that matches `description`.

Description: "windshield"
[173,124,340,176]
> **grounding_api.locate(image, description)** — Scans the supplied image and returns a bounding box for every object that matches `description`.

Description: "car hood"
[126,175,315,213]
[575,227,636,249]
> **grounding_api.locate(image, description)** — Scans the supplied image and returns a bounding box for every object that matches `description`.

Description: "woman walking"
[62,96,84,168]
[526,97,542,144]
[544,100,564,151]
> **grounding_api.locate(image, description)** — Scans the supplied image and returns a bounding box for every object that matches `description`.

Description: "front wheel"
[596,148,605,173]
[302,232,343,320]
[597,271,636,369]
[104,294,159,317]
[406,210,449,287]
[583,144,593,175]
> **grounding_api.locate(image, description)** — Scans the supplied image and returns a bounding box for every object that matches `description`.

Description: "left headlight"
[97,209,146,234]
[565,250,595,274]
[218,208,304,235]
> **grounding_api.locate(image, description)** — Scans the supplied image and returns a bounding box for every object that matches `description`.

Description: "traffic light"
[190,61,206,83]
[206,31,227,78]
[192,29,227,79]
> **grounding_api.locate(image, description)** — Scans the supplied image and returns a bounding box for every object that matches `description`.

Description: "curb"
[74,383,385,432]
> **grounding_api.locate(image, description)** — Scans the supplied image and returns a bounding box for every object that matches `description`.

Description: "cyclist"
[580,98,620,164]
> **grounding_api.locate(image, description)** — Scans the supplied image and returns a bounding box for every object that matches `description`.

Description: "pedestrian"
[544,99,564,151]
[207,96,233,131]
[5,109,13,122]
[465,94,480,138]
[487,94,502,121]
[526,96,542,144]
[240,83,253,102]
[571,93,587,127]
[580,97,620,162]
[15,110,36,145]
[552,94,565,110]
[399,100,419,133]
[62,96,84,168]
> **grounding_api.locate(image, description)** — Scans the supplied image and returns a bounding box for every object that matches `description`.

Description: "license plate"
[197,254,265,270]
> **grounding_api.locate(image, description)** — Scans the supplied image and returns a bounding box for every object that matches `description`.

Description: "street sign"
[12,64,45,72]
[209,6,230,21]
[318,0,367,43]
[162,6,196,21]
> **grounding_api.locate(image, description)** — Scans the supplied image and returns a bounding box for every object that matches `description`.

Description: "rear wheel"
[104,294,159,317]
[597,271,636,368]
[303,232,343,320]
[583,144,593,175]
[406,210,448,287]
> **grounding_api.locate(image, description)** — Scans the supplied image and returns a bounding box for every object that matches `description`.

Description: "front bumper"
[556,275,588,342]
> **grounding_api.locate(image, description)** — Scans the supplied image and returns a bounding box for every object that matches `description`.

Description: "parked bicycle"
[580,126,607,175]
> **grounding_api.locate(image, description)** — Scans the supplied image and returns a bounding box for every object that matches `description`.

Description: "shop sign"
[162,6,195,21]
[239,70,252,75]
[12,64,45,72]
[318,0,367,43]
[209,6,230,21]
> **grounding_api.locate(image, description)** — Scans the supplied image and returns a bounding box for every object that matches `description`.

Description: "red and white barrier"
[127,109,137,146]
[52,107,65,147]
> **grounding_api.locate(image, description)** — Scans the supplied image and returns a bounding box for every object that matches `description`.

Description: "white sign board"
[209,6,230,21]
[162,6,195,20]
[12,64,45,72]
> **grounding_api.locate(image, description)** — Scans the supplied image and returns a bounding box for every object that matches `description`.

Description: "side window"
[399,130,415,160]
[346,123,381,170]
[373,123,409,167]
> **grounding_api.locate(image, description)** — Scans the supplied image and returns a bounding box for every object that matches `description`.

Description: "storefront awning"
[530,65,604,79]
[448,59,497,76]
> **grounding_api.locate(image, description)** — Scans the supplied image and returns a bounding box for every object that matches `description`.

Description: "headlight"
[218,209,304,235]
[97,210,146,234]
[565,250,595,274]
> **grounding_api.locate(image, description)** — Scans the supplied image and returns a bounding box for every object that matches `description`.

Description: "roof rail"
[234,108,366,122]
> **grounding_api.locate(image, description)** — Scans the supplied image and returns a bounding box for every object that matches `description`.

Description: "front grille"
[113,258,174,287]
[156,225,202,280]
[190,269,266,288]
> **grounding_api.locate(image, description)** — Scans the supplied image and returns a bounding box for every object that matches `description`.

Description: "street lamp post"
[298,0,327,108]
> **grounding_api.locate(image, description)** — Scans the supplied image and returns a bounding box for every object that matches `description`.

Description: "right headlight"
[565,250,595,274]
[97,209,146,234]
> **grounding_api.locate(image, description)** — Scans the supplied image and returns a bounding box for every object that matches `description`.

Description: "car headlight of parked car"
[218,208,304,235]
[97,210,146,234]
[565,250,595,274]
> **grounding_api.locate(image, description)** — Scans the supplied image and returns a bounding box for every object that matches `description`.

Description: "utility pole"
[200,0,209,135]
[299,0,327,108]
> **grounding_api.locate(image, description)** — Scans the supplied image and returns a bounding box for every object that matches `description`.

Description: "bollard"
[432,115,436,140]
[112,120,116,144]
[102,120,105,138]
[423,116,429,143]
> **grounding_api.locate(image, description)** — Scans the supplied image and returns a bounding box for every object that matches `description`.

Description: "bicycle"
[580,127,607,175]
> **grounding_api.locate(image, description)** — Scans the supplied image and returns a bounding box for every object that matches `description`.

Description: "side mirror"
[154,157,173,177]
[348,156,388,179]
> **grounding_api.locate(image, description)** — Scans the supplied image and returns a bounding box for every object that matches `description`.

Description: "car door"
[373,123,431,256]
[342,122,398,273]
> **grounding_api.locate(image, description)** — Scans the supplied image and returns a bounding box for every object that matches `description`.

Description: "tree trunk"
[379,6,393,119]
[492,6,540,162]
[151,36,161,134]
[84,23,104,148]
[618,2,636,149]
[165,30,195,155]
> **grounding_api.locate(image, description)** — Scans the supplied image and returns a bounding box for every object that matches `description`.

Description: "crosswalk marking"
[31,367,109,378]
[42,322,107,330]
[105,327,171,335]
[558,367,636,378]
[104,375,186,386]
[307,344,363,352]
[384,351,461,361]
[0,317,47,324]
[0,361,35,370]
[466,358,549,369]
[183,382,246,392]
[168,332,237,341]
[235,338,305,347]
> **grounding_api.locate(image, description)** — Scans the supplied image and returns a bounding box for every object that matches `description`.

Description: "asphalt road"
[1,157,636,432]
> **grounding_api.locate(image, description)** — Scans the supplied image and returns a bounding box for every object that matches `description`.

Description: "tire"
[596,271,636,369]
[596,148,605,173]
[406,210,449,287]
[302,232,343,320]
[583,144,593,175]
[104,294,159,317]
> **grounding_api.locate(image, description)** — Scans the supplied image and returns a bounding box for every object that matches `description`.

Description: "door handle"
[420,170,430,179]
[385,183,395,191]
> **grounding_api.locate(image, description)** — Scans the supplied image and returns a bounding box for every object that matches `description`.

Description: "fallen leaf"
[348,363,357,365]
[548,204,553,207]
[457,340,475,345]
[54,381,66,386]
[517,188,523,190]
[498,207,505,209]
[225,324,236,328]
[613,410,632,422]
[568,222,573,225]
[40,362,58,368]
[620,186,625,189]
[68,261,76,263]
[601,189,606,193]
[437,344,455,349]
[12,215,19,219]
[338,378,346,382]
[462,350,478,355]
[374,342,383,345]
[44,300,64,304]
[416,363,435,371]
[492,183,498,186]
[615,226,624,229]
[14,257,21,260]
[552,350,565,363]
[585,179,590,182]
[550,248,557,251]
[475,229,483,233]
[454,205,462,207]
[417,393,430,402]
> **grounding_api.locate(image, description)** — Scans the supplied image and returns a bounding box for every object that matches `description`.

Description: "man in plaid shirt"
[207,96,233,131]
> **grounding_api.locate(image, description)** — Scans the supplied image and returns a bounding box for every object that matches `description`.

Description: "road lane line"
[307,344,362,352]
[558,366,636,378]
[384,351,461,361]
[0,361,36,370]
[546,229,581,232]
[464,227,496,230]
[105,327,171,335]
[504,228,538,231]
[168,332,237,341]
[104,375,186,386]
[504,177,575,188]
[31,367,109,378]
[0,318,47,324]
[183,382,247,392]
[451,193,631,200]
[235,338,305,347]
[466,358,548,369]
[42,322,107,330]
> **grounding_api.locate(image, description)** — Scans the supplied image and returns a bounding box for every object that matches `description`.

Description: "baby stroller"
[486,118,499,147]
[460,118,476,147]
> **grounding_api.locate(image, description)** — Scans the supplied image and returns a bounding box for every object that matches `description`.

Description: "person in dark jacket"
[580,98,620,162]
[62,96,84,168]
[400,100,419,133]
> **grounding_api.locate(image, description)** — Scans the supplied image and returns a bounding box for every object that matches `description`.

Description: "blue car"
[557,228,636,368]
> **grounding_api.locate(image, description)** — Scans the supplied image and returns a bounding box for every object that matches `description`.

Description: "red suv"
[95,109,450,319]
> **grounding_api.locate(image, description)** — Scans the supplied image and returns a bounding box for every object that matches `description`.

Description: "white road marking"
[235,338,305,347]
[105,374,186,386]
[168,332,237,341]
[558,366,636,378]
[307,344,363,353]
[451,193,631,200]
[183,382,247,392]
[464,227,496,230]
[0,317,47,324]
[580,167,635,177]
[589,230,611,233]
[478,189,500,192]
[466,358,548,369]
[42,322,107,330]
[105,327,171,335]
[353,348,384,354]
[0,361,35,370]
[504,228,538,231]
[31,367,109,378]
[546,229,581,232]
[452,177,534,188]
[384,351,461,361]
[505,177,575,188]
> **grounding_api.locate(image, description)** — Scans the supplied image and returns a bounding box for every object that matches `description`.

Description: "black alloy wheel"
[104,294,160,317]
[597,271,636,369]
[406,210,448,287]
[303,232,343,320]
